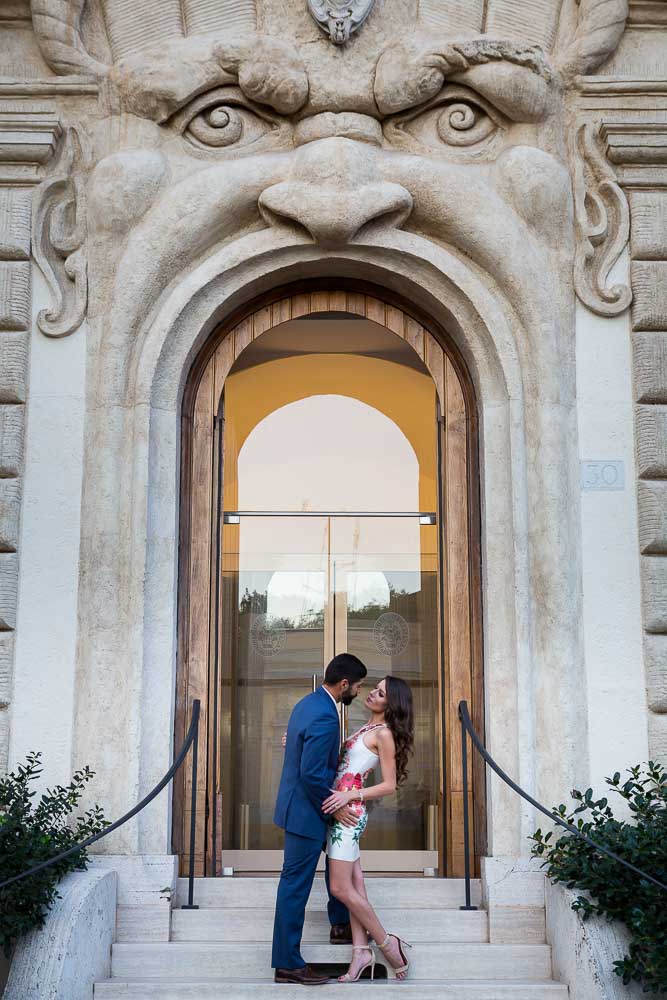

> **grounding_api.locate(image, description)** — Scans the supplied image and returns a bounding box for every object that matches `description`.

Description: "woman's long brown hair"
[383,676,414,786]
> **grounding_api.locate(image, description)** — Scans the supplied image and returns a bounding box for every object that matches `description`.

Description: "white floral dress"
[325,722,386,863]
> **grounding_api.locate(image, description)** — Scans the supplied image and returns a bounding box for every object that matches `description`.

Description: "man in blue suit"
[272,652,368,985]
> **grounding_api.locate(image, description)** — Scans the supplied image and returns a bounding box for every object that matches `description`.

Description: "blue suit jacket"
[274,686,341,843]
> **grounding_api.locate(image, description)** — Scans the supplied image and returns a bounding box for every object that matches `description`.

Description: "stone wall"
[0,111,62,772]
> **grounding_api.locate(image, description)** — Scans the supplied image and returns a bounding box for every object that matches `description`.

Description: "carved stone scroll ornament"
[555,0,628,80]
[30,0,107,77]
[307,0,375,44]
[33,126,89,338]
[572,120,632,317]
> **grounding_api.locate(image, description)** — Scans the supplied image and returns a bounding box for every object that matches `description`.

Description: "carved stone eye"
[172,88,281,151]
[385,87,503,153]
[187,105,244,148]
[436,101,497,147]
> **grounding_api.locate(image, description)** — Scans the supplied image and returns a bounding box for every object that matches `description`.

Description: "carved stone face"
[85,25,577,346]
[31,0,630,339]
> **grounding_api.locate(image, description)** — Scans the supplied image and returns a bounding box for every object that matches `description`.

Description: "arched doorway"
[174,285,484,877]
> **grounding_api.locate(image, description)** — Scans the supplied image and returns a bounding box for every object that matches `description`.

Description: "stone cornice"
[0,79,99,98]
[0,111,62,183]
[577,77,667,95]
[603,122,667,163]
[602,122,667,187]
[627,0,667,28]
[0,1,31,23]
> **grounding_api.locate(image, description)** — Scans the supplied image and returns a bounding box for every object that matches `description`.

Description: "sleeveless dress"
[325,722,386,863]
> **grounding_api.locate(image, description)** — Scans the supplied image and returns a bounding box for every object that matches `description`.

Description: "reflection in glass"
[221,516,439,854]
[218,323,440,859]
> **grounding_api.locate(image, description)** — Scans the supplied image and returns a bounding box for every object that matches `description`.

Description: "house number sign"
[580,460,625,491]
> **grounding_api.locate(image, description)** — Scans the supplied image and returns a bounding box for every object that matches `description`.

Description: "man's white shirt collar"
[322,685,338,710]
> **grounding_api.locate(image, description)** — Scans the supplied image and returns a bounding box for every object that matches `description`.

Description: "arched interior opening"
[174,288,484,877]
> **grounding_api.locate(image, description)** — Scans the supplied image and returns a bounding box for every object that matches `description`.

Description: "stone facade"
[0,0,664,865]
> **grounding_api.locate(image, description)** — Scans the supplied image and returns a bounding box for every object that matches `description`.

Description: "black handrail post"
[460,705,478,911]
[181,702,200,910]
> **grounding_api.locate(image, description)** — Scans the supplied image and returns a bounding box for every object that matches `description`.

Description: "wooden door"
[173,287,485,876]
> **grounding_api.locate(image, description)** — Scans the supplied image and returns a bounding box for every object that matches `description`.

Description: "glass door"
[219,512,439,872]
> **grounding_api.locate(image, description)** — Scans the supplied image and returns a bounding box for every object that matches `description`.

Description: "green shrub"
[0,751,108,958]
[531,761,667,993]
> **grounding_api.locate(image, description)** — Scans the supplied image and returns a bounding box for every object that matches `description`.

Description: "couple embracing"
[272,653,414,985]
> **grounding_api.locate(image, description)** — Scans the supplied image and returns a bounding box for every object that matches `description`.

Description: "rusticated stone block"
[0,706,8,773]
[0,331,28,404]
[631,261,667,331]
[638,480,667,554]
[0,632,13,704]
[635,405,667,478]
[630,191,667,261]
[0,552,18,630]
[633,332,667,404]
[0,189,31,260]
[0,479,20,553]
[0,405,23,477]
[644,634,667,713]
[642,555,667,633]
[0,261,30,331]
[0,636,12,705]
[648,710,667,763]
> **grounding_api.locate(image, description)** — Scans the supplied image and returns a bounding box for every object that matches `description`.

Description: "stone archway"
[173,283,485,878]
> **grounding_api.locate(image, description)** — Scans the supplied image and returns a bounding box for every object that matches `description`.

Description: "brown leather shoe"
[274,965,330,985]
[329,922,353,945]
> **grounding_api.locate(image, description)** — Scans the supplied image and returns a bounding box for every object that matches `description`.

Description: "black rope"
[459,701,666,893]
[0,700,201,892]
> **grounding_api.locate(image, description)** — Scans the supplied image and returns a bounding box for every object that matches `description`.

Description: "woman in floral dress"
[322,675,414,983]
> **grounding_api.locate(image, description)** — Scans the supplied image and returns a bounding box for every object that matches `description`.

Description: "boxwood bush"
[531,761,667,993]
[0,751,108,959]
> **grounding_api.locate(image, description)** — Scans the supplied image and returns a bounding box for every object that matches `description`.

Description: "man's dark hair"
[324,653,367,686]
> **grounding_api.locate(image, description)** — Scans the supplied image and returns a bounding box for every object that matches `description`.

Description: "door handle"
[312,673,318,693]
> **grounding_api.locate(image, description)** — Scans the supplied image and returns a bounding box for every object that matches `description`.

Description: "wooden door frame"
[173,279,486,877]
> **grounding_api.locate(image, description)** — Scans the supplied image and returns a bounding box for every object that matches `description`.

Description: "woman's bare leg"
[341,861,371,979]
[329,859,409,979]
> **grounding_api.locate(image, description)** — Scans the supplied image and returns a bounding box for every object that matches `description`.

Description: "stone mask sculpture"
[28,0,630,340]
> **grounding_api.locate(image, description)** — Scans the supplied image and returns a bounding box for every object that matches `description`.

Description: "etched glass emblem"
[373,612,410,657]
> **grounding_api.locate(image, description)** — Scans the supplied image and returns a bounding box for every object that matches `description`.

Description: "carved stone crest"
[307,0,376,44]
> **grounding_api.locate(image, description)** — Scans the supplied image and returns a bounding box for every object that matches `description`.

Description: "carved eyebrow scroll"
[110,34,309,122]
[374,38,553,120]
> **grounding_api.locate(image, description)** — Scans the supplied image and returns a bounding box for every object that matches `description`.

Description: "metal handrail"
[458,700,667,910]
[0,699,202,911]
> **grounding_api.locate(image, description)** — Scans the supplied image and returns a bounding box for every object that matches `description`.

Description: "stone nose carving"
[258,137,413,248]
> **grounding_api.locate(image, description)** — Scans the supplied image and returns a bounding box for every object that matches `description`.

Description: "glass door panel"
[220,514,440,871]
[332,518,440,859]
[220,517,328,855]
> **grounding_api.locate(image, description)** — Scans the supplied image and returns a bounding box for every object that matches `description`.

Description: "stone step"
[95,979,568,999]
[173,876,481,910]
[171,907,490,943]
[111,942,553,981]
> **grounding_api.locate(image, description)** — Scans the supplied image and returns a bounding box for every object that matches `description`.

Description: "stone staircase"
[93,875,568,998]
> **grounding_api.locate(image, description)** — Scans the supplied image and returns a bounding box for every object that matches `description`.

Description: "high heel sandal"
[338,945,376,983]
[377,933,412,979]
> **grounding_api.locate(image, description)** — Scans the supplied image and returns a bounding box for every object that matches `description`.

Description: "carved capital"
[32,127,89,339]
[0,112,62,183]
[572,120,632,317]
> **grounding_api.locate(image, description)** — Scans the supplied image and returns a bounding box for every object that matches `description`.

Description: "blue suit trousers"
[271,831,349,970]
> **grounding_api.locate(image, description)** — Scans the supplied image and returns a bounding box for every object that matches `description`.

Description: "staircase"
[94,875,568,998]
